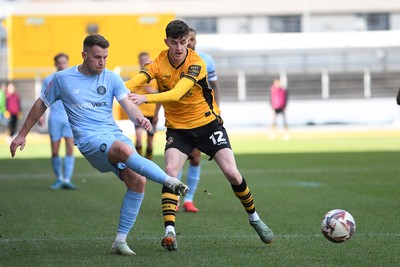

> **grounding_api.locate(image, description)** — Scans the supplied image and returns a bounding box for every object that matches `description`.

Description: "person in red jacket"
[6,81,21,142]
[269,78,289,140]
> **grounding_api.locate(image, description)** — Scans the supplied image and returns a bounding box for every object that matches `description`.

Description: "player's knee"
[189,156,201,166]
[124,170,146,191]
[165,164,179,178]
[224,169,242,184]
[114,142,134,159]
[189,150,201,165]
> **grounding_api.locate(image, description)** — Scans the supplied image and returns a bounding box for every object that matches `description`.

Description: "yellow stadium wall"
[5,13,174,120]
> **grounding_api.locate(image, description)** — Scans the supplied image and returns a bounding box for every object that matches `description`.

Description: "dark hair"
[83,34,110,51]
[54,53,69,63]
[166,20,189,39]
[189,27,196,34]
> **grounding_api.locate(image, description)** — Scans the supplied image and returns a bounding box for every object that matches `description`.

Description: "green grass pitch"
[1,128,400,266]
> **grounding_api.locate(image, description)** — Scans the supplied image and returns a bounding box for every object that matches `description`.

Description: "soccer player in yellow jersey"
[174,27,222,213]
[130,52,160,160]
[126,20,274,251]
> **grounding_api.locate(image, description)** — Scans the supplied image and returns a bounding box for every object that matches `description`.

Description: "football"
[321,209,356,243]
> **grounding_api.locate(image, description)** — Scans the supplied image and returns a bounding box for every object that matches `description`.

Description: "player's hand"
[128,93,147,106]
[10,134,26,158]
[137,117,154,134]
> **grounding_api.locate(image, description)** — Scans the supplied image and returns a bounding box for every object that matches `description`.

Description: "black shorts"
[274,108,285,114]
[165,119,231,160]
[134,116,155,136]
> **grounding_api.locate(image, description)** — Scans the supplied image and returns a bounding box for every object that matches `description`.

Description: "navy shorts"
[165,119,231,160]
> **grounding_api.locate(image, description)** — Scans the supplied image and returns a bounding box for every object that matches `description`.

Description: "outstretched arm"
[129,77,194,105]
[10,98,47,157]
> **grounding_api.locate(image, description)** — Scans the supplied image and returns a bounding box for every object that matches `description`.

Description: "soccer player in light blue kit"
[40,53,76,190]
[176,27,222,213]
[10,34,189,256]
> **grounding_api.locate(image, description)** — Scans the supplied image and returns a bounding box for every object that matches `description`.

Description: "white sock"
[115,232,127,242]
[165,225,175,235]
[248,211,260,222]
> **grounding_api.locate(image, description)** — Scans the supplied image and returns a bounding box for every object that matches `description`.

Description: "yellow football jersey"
[126,48,220,129]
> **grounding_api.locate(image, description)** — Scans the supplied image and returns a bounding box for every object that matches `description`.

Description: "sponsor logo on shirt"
[188,65,201,77]
[71,102,108,109]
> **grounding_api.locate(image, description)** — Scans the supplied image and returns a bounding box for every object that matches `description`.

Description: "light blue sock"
[51,156,62,180]
[177,169,183,181]
[63,155,75,183]
[118,190,144,235]
[184,164,201,203]
[125,153,166,185]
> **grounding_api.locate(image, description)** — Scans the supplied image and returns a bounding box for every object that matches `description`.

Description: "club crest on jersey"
[97,86,106,95]
[188,65,201,77]
[99,143,107,152]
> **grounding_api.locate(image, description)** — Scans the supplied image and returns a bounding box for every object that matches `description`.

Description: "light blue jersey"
[40,66,131,175]
[42,73,73,141]
[43,74,69,123]
[198,51,218,83]
[41,66,128,144]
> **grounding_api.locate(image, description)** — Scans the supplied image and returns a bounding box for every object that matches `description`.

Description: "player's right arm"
[130,77,194,105]
[10,98,47,157]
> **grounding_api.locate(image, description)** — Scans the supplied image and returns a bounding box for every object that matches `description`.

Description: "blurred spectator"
[6,81,21,142]
[269,78,289,140]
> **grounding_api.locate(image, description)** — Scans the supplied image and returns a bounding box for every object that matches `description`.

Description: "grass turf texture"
[1,127,400,266]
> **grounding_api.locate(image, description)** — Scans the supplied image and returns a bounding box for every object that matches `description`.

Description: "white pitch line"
[1,232,399,243]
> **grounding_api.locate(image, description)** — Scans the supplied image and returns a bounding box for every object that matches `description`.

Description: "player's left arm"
[118,97,153,133]
[125,72,150,92]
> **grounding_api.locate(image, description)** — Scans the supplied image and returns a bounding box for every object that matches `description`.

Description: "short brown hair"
[83,34,110,51]
[54,53,69,63]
